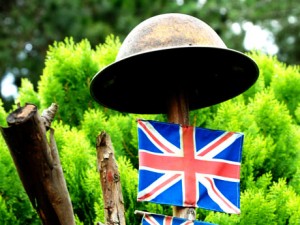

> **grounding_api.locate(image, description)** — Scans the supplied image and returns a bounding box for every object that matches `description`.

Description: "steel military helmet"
[90,13,259,114]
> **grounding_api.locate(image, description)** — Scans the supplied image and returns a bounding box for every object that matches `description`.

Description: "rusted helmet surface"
[90,13,259,114]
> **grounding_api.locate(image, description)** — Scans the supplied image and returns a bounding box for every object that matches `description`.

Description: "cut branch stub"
[0,103,75,225]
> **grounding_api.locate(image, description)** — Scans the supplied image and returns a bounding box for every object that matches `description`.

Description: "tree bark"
[0,103,75,225]
[96,131,126,225]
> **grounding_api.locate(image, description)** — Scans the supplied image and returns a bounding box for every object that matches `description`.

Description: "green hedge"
[0,37,299,224]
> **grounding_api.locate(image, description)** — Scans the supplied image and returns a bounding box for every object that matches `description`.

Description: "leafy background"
[0,35,299,224]
[1,0,300,110]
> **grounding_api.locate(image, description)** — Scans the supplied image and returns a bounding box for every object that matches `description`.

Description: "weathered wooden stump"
[0,103,75,225]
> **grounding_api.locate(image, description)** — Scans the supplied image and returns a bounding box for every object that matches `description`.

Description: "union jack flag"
[141,213,215,225]
[137,119,243,214]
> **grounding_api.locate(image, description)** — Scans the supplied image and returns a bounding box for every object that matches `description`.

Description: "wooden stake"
[96,131,126,225]
[0,103,75,225]
[166,91,196,220]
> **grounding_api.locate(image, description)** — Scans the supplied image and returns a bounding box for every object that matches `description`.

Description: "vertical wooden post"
[166,90,196,220]
[96,131,126,225]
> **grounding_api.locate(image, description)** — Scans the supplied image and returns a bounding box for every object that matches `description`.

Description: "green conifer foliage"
[51,121,102,224]
[14,78,41,110]
[286,193,300,224]
[296,105,300,124]
[205,174,300,224]
[38,35,121,126]
[271,64,300,120]
[81,109,138,166]
[0,195,17,225]
[117,156,139,224]
[0,100,8,126]
[0,37,299,224]
[248,90,298,180]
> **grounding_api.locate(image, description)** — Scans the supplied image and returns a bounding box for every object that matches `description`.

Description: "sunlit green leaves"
[14,78,40,110]
[0,37,299,224]
[38,35,120,126]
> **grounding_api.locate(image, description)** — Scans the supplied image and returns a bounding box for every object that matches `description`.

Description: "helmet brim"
[90,46,259,114]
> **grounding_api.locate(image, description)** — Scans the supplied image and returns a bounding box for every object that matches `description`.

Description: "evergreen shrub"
[0,37,299,224]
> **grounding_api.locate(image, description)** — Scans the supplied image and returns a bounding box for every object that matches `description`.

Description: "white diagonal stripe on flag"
[197,132,242,159]
[144,215,160,225]
[139,120,181,155]
[198,175,240,214]
[138,172,183,202]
